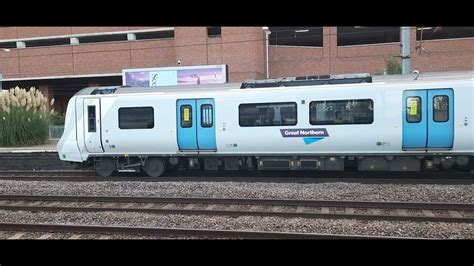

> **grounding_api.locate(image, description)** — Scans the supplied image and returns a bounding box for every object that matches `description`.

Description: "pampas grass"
[0,87,51,146]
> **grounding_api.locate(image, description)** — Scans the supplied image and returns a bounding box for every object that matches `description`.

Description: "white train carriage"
[57,74,474,177]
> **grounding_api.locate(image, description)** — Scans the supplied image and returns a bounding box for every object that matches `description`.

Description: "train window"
[201,104,213,128]
[406,97,421,123]
[310,99,374,125]
[181,105,193,128]
[239,102,297,127]
[433,95,449,122]
[118,107,154,129]
[88,106,96,132]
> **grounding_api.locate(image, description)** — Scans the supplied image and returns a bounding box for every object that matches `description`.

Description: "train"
[57,73,474,177]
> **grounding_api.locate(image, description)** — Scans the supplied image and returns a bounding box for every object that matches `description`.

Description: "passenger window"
[239,102,297,127]
[201,104,213,128]
[310,99,373,125]
[433,95,449,122]
[88,106,96,132]
[181,105,192,128]
[118,107,154,129]
[406,97,421,123]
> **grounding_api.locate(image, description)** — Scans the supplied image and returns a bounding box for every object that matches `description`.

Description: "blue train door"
[402,89,454,149]
[177,99,217,151]
[427,89,454,148]
[402,90,427,149]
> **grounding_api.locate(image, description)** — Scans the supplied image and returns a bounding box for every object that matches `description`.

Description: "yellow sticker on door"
[183,108,190,121]
[409,100,418,115]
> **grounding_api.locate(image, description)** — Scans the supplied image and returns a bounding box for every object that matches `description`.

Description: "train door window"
[201,104,213,128]
[239,102,297,127]
[119,107,154,129]
[310,99,374,125]
[433,95,449,122]
[406,97,421,123]
[181,105,192,128]
[88,106,96,132]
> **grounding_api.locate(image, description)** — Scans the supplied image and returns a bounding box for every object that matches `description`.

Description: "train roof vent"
[240,73,372,89]
[90,87,122,95]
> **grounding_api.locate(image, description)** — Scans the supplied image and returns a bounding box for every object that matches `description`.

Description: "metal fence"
[49,125,64,140]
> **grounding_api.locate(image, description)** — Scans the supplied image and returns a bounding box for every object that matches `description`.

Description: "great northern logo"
[280,128,329,145]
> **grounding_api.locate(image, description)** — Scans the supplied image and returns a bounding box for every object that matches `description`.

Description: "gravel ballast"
[0,179,471,239]
[0,210,471,239]
[0,180,471,203]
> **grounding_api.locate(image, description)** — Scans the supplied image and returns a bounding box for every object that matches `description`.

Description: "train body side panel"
[74,97,90,160]
[452,83,474,153]
[216,85,403,155]
[56,97,83,162]
[58,79,474,163]
[100,95,178,155]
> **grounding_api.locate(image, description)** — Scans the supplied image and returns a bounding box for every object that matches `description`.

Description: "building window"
[180,105,193,128]
[201,104,213,128]
[337,27,400,46]
[269,27,323,47]
[416,27,474,41]
[24,38,70,48]
[433,95,449,122]
[119,107,154,129]
[239,102,297,127]
[79,34,128,44]
[310,99,374,125]
[88,106,96,132]
[207,27,221,37]
[0,42,17,49]
[135,30,175,40]
[406,97,422,123]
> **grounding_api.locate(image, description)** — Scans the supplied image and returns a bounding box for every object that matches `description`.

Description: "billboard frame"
[122,64,228,87]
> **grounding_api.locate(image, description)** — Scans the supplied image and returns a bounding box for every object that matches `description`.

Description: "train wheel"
[95,158,115,177]
[144,157,166,177]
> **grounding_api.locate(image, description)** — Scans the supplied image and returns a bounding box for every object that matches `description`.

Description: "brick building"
[0,26,473,112]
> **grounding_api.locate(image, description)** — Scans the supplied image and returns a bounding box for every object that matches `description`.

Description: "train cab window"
[88,106,96,132]
[310,99,374,125]
[433,95,449,122]
[181,105,193,128]
[239,102,297,127]
[406,97,421,123]
[119,107,154,129]
[201,104,213,128]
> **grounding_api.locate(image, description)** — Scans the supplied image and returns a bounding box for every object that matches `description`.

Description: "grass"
[0,87,53,147]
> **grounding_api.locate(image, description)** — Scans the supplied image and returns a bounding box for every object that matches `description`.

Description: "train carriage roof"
[73,71,474,97]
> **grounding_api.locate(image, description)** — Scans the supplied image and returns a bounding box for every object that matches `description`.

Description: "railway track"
[0,194,471,239]
[0,222,431,239]
[0,170,472,184]
[0,194,472,224]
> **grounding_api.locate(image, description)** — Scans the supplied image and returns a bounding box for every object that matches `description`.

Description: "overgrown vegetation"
[0,87,54,147]
[385,57,402,75]
[49,112,65,125]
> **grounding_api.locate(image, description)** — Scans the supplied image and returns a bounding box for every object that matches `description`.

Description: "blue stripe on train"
[303,137,324,145]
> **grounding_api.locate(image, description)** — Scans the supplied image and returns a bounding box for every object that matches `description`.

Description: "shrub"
[385,57,402,75]
[50,112,65,125]
[0,87,52,147]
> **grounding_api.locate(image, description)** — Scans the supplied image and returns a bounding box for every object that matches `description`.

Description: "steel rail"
[0,204,471,224]
[0,222,431,239]
[0,171,471,185]
[0,194,471,223]
[0,194,471,211]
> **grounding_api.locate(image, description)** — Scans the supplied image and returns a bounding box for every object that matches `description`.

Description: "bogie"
[95,158,116,177]
[143,157,166,177]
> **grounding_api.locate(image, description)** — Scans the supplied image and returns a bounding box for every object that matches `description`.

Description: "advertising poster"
[123,65,227,87]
